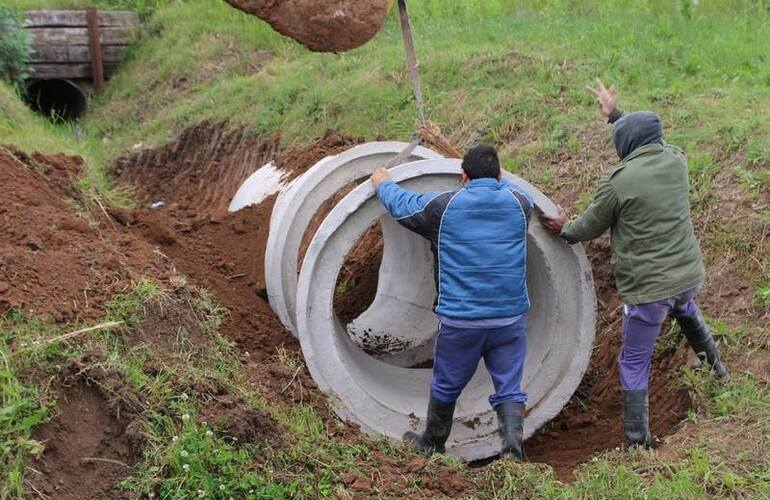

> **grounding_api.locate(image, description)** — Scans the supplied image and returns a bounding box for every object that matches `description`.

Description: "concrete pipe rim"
[295,158,596,461]
[264,141,443,335]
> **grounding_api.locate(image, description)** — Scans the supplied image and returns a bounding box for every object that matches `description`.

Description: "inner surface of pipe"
[25,79,88,121]
[295,158,596,460]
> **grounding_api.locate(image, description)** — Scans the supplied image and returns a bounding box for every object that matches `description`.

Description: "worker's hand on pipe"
[539,205,569,236]
[371,167,392,189]
[586,78,617,118]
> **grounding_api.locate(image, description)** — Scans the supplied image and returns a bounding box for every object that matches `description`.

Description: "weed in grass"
[0,346,48,499]
[104,280,160,326]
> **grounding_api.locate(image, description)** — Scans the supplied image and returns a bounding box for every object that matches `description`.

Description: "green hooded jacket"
[561,141,705,305]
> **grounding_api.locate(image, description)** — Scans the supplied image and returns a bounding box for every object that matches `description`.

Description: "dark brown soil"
[275,128,364,180]
[26,377,144,499]
[0,146,172,323]
[199,393,285,446]
[123,287,213,360]
[222,0,390,52]
[109,199,290,361]
[334,223,383,324]
[113,120,280,217]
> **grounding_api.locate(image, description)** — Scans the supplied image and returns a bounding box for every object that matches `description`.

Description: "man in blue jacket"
[370,145,533,460]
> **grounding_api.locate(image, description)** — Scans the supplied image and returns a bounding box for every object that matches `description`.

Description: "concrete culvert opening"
[25,79,87,121]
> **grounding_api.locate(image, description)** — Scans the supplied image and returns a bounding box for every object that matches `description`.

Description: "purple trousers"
[619,287,700,391]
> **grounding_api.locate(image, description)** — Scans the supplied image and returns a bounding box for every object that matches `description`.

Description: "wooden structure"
[25,9,139,83]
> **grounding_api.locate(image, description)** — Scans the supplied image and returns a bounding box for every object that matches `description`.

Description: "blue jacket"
[376,177,532,320]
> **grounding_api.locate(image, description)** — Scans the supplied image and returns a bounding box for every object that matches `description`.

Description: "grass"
[1,0,769,497]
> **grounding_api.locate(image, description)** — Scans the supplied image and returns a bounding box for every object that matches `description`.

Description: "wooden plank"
[30,45,127,64]
[24,10,139,28]
[30,63,120,79]
[27,27,137,46]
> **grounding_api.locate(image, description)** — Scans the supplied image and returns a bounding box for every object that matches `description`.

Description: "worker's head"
[612,111,663,160]
[461,144,501,184]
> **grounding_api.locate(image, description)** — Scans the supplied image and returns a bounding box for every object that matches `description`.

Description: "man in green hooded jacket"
[540,79,728,449]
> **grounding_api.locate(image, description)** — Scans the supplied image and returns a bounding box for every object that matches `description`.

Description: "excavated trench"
[104,124,691,477]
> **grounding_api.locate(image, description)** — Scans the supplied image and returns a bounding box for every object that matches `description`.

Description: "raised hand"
[586,78,617,118]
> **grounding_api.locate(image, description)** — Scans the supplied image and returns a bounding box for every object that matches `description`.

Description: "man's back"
[376,177,531,320]
[437,179,529,319]
[609,143,704,304]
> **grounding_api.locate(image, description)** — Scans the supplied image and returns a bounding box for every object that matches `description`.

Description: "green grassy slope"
[2,0,770,498]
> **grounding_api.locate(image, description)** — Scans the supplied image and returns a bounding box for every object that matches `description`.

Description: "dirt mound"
[0,147,171,323]
[124,287,213,359]
[109,199,289,360]
[223,0,390,53]
[26,377,144,499]
[199,393,285,446]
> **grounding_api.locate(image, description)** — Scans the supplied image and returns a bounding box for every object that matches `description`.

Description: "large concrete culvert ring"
[25,79,88,121]
[234,144,596,460]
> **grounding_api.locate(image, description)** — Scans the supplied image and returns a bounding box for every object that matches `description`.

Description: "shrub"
[0,8,31,92]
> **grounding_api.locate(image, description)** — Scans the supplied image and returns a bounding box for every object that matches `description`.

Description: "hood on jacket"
[612,111,663,160]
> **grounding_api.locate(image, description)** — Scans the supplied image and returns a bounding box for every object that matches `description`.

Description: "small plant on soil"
[758,281,770,309]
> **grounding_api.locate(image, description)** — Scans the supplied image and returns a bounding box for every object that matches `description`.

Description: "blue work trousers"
[430,317,527,408]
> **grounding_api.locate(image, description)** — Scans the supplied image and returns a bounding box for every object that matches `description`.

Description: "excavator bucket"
[223,0,392,53]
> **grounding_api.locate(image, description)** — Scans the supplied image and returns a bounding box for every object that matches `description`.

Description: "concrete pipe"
[293,158,596,460]
[264,142,443,335]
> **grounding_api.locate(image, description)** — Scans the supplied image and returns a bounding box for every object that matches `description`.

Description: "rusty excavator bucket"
[223,0,393,53]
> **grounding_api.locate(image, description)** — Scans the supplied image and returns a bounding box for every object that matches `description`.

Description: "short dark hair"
[462,144,501,179]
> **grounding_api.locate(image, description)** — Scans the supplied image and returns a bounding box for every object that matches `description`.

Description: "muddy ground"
[2,120,761,495]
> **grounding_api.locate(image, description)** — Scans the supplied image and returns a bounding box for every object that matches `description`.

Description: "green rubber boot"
[403,396,455,454]
[677,313,729,380]
[496,402,525,461]
[623,390,652,450]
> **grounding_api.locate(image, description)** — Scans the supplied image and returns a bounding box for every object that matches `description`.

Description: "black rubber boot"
[403,396,455,454]
[623,390,652,450]
[677,313,729,380]
[496,402,525,461]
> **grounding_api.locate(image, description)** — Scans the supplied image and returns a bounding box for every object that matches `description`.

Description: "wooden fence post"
[86,7,105,92]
